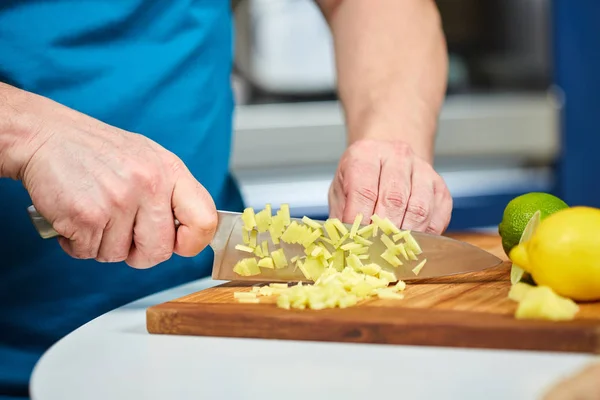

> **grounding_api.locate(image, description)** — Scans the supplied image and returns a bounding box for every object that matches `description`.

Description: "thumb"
[171,170,218,257]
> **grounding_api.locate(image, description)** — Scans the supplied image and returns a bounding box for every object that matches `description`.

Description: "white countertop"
[30,277,597,400]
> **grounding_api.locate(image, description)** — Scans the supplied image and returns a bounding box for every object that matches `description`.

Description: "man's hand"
[1,84,217,269]
[329,139,452,234]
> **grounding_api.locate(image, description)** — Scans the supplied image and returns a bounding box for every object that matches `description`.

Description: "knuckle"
[406,200,430,223]
[71,203,109,228]
[352,186,378,205]
[382,190,409,209]
[131,164,161,195]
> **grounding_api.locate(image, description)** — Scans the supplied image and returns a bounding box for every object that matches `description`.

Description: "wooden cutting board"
[146,233,600,354]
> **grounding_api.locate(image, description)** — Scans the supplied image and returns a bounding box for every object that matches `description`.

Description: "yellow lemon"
[509,206,600,301]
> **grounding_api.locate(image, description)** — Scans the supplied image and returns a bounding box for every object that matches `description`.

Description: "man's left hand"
[328,139,452,234]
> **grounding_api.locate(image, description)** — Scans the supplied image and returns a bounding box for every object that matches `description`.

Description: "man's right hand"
[0,83,218,269]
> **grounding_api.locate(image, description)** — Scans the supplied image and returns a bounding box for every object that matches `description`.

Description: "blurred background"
[227,0,595,231]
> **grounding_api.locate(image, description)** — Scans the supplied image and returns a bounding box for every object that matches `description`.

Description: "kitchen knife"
[26,205,503,282]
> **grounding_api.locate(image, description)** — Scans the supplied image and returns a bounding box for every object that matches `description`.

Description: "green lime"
[498,192,568,257]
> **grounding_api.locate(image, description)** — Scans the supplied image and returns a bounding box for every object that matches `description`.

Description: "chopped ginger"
[241,207,257,231]
[235,244,255,253]
[349,213,363,238]
[257,257,274,269]
[412,259,427,276]
[271,249,288,269]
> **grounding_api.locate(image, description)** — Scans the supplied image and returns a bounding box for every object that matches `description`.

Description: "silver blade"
[210,211,503,282]
[26,206,503,283]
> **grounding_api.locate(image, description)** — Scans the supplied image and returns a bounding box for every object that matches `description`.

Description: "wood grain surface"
[146,233,600,354]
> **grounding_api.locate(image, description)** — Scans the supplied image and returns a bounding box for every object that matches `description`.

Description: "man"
[0,0,451,398]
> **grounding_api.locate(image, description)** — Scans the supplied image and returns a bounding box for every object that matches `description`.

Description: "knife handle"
[26,205,181,239]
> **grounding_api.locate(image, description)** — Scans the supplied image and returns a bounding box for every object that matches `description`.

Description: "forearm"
[0,82,39,179]
[317,0,448,163]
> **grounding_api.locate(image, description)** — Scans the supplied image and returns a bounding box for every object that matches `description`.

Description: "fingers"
[340,157,381,224]
[54,207,106,259]
[171,169,218,257]
[125,200,176,269]
[373,151,412,227]
[426,177,453,234]
[96,213,135,263]
[400,165,435,231]
[328,174,345,220]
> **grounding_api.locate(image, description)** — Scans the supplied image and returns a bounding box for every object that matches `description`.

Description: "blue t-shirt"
[0,1,243,398]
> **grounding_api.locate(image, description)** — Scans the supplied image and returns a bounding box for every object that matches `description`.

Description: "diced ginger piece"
[271,249,288,269]
[332,249,345,271]
[357,255,370,260]
[257,257,274,269]
[396,243,409,260]
[235,244,255,253]
[349,213,363,238]
[404,232,423,255]
[353,235,373,246]
[357,224,375,238]
[252,285,261,293]
[254,246,263,258]
[255,207,272,233]
[378,270,397,283]
[406,249,418,261]
[278,204,291,226]
[237,297,260,304]
[310,246,323,257]
[514,286,579,321]
[346,254,364,271]
[381,249,403,267]
[372,224,379,237]
[258,286,275,296]
[331,218,349,236]
[303,257,326,281]
[338,295,358,308]
[277,295,291,309]
[297,261,311,280]
[365,275,389,289]
[302,216,323,230]
[395,280,407,291]
[261,241,269,256]
[302,228,323,247]
[233,258,260,276]
[319,237,335,246]
[334,233,350,249]
[377,288,404,300]
[280,221,300,244]
[249,230,257,248]
[341,242,363,251]
[349,246,369,255]
[269,225,281,244]
[360,263,382,276]
[508,282,534,302]
[380,234,396,251]
[269,283,289,289]
[393,231,409,242]
[241,207,257,231]
[412,259,427,276]
[318,243,332,260]
[371,214,399,235]
[324,220,341,243]
[242,229,250,245]
[351,280,377,298]
[370,214,389,234]
[234,291,257,299]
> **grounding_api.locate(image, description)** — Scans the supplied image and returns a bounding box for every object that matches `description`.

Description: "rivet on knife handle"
[26,205,180,239]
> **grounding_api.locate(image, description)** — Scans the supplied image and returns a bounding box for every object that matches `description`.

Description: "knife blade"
[26,205,503,282]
